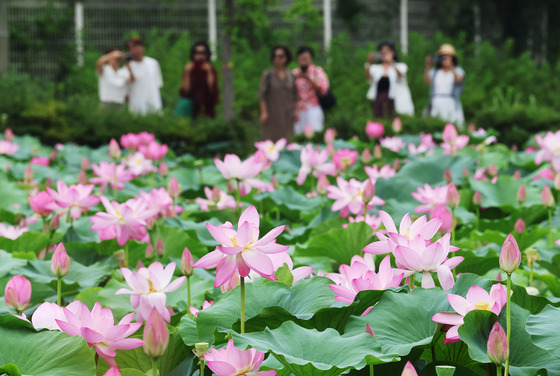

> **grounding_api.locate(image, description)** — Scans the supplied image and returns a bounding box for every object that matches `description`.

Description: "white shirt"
[433,70,455,96]
[366,63,414,115]
[98,64,130,104]
[125,57,163,115]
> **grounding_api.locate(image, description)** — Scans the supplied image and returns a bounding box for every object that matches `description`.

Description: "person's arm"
[125,63,135,83]
[423,56,432,85]
[394,62,406,78]
[259,99,268,124]
[364,52,375,80]
[180,62,193,95]
[203,62,216,92]
[258,71,269,124]
[96,54,112,75]
[451,67,464,84]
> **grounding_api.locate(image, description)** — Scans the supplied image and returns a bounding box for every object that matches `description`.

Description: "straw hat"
[438,44,456,56]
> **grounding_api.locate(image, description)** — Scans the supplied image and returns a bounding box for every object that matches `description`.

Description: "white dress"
[430,70,464,125]
[124,57,163,115]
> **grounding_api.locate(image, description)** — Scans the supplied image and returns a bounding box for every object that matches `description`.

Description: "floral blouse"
[292,64,330,111]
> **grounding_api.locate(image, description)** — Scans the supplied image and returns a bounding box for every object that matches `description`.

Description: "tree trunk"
[221,0,235,121]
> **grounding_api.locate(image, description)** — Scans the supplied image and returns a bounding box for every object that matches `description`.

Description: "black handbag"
[319,89,336,111]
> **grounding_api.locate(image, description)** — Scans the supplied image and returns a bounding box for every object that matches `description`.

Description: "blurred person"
[258,46,299,141]
[95,48,134,110]
[423,44,465,126]
[176,41,219,119]
[124,36,163,115]
[292,46,330,135]
[365,41,414,119]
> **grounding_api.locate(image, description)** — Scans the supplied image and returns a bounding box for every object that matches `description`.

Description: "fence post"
[208,0,217,61]
[323,0,332,51]
[400,0,408,54]
[0,0,8,73]
[75,1,84,67]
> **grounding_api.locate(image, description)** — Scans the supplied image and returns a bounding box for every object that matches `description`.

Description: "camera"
[431,55,444,65]
[300,66,308,74]
[124,54,133,62]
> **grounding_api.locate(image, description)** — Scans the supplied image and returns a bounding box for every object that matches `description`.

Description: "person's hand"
[367,52,375,64]
[111,50,124,60]
[425,56,432,69]
[260,111,268,125]
[185,62,194,72]
[202,62,212,72]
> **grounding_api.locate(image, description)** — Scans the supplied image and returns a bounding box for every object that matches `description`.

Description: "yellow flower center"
[474,302,490,310]
[268,145,275,153]
[148,279,157,293]
[231,236,240,247]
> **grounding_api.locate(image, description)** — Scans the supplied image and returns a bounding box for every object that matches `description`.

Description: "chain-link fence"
[6,0,438,80]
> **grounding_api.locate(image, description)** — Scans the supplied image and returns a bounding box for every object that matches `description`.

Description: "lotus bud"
[513,170,521,179]
[446,183,460,209]
[526,286,539,296]
[393,158,401,171]
[136,259,145,271]
[108,138,121,159]
[45,177,53,187]
[499,234,521,274]
[155,238,165,257]
[442,123,458,143]
[24,165,33,181]
[144,242,154,259]
[49,150,58,162]
[4,127,14,141]
[317,175,329,195]
[362,148,372,163]
[495,272,502,281]
[487,321,508,365]
[143,309,169,359]
[104,367,122,376]
[435,366,456,376]
[401,361,418,376]
[77,170,88,185]
[525,248,540,268]
[50,243,70,277]
[114,249,126,267]
[37,248,47,259]
[304,123,314,139]
[362,179,376,203]
[444,168,453,183]
[488,164,498,177]
[326,143,335,156]
[553,173,560,190]
[167,177,180,200]
[373,144,382,159]
[542,185,555,208]
[366,121,384,139]
[4,275,32,311]
[392,117,402,133]
[365,324,375,337]
[181,247,194,277]
[517,184,526,204]
[462,168,470,179]
[514,218,525,234]
[271,175,279,189]
[193,342,209,362]
[159,161,169,177]
[324,128,336,144]
[80,157,90,171]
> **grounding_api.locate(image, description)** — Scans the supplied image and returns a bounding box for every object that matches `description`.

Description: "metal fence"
[5,0,438,80]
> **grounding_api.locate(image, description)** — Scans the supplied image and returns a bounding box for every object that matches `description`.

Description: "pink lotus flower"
[90,161,133,191]
[499,234,521,274]
[90,196,159,246]
[432,284,507,343]
[205,339,276,376]
[32,302,66,330]
[30,156,49,166]
[441,123,469,156]
[347,213,383,232]
[0,223,28,240]
[535,130,560,171]
[296,144,336,186]
[54,301,143,361]
[143,308,169,358]
[363,210,443,255]
[4,275,31,311]
[429,205,453,233]
[126,152,156,176]
[139,141,168,160]
[140,187,176,219]
[194,186,237,211]
[328,254,405,305]
[326,177,385,218]
[104,367,122,376]
[116,261,185,322]
[51,242,70,277]
[401,361,418,376]
[380,136,405,152]
[254,138,287,162]
[542,185,555,208]
[108,139,121,159]
[487,321,508,365]
[332,149,359,172]
[0,140,19,155]
[181,247,194,276]
[47,180,100,219]
[411,184,449,213]
[446,183,460,208]
[4,128,14,141]
[189,300,214,317]
[28,191,56,217]
[324,128,337,144]
[120,133,141,149]
[365,121,384,139]
[193,206,289,287]
[215,154,264,182]
[408,133,436,155]
[364,164,396,180]
[392,117,402,133]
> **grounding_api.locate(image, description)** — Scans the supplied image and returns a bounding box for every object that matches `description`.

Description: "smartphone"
[301,66,308,74]
[124,54,132,62]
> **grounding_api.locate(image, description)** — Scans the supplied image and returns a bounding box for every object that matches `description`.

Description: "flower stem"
[475,207,480,231]
[451,207,456,278]
[235,179,241,221]
[504,274,512,376]
[57,276,62,306]
[240,276,246,334]
[548,208,553,248]
[529,263,534,287]
[497,365,502,376]
[370,364,374,376]
[200,360,205,376]
[125,242,129,267]
[187,276,191,308]
[151,357,158,376]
